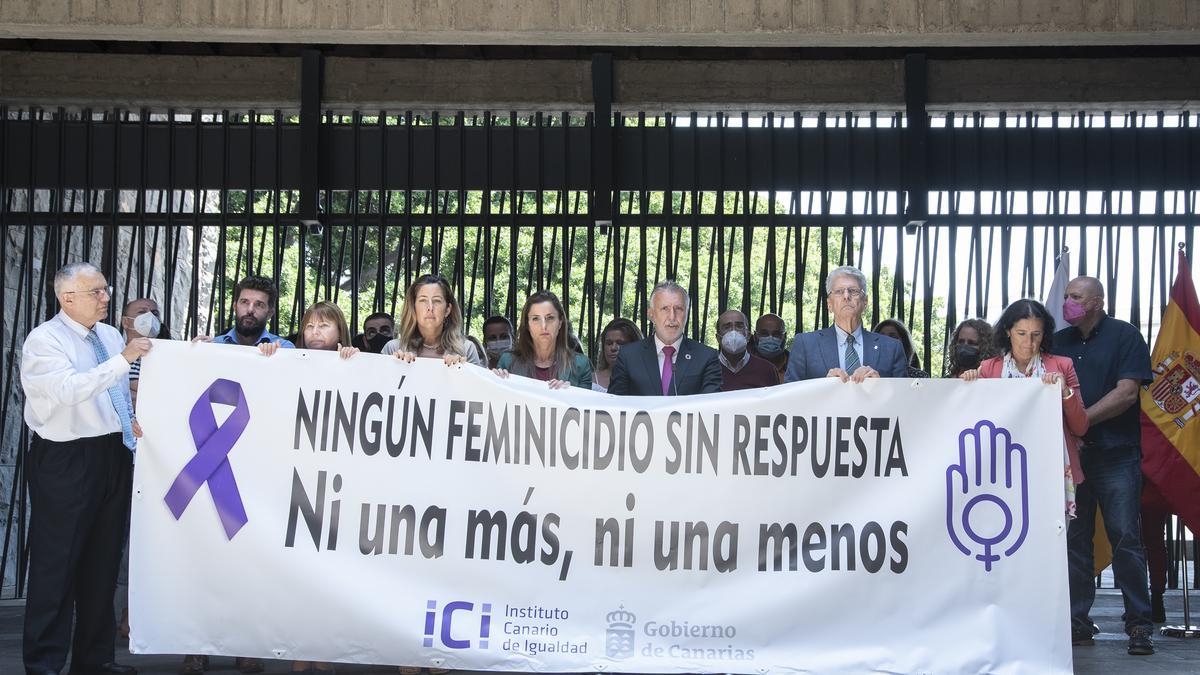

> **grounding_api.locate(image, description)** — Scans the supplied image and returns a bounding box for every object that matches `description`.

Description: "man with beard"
[751,312,790,384]
[784,266,907,382]
[716,309,777,391]
[196,276,294,351]
[183,275,287,674]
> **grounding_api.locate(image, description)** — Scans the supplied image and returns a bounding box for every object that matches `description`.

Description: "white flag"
[1044,250,1071,332]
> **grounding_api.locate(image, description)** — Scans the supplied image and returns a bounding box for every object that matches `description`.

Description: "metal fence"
[2,100,1199,596]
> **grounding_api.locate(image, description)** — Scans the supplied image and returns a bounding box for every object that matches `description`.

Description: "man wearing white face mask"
[120,298,165,408]
[115,298,167,642]
[482,315,515,369]
[716,309,777,391]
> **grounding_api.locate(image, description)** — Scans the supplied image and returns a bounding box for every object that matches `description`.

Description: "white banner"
[131,340,1072,674]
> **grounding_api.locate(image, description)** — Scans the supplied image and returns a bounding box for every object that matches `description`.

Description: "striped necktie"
[845,333,861,373]
[87,329,136,451]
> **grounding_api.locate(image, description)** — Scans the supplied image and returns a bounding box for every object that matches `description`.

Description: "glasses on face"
[64,285,112,299]
[829,288,864,299]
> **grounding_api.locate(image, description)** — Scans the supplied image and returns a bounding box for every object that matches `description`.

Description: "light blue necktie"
[87,329,136,450]
[845,333,861,373]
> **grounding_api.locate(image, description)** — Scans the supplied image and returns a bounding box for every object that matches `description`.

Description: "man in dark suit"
[609,281,722,396]
[784,265,908,382]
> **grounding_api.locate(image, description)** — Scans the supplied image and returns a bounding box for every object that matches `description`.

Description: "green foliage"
[210,190,947,373]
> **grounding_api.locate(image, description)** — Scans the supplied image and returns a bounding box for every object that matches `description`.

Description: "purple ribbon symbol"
[164,378,250,539]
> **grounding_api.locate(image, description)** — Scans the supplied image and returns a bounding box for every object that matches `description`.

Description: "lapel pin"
[685,353,692,360]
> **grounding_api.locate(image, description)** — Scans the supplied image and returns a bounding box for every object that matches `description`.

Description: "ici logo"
[423,600,492,650]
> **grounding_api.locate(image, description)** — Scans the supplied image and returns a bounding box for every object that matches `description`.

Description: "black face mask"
[954,344,982,370]
[364,332,391,354]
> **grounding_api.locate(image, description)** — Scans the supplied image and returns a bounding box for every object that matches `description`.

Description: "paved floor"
[1,588,1197,674]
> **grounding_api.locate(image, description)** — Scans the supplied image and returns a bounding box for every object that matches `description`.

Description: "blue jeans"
[1067,444,1152,633]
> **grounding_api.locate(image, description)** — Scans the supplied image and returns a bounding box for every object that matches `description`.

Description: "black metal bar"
[299,49,323,227]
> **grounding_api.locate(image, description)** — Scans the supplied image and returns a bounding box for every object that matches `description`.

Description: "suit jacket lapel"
[818,327,841,373]
[674,339,695,385]
[642,338,663,394]
[862,331,879,370]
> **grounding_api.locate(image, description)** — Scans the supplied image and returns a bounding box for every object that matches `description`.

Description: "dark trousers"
[1140,478,1171,595]
[1067,444,1153,633]
[23,433,132,673]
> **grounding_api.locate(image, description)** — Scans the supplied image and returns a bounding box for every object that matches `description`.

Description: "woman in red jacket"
[960,299,1089,518]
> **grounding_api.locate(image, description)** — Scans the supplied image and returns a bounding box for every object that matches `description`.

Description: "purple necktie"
[661,345,676,395]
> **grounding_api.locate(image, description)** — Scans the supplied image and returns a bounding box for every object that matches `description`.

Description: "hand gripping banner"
[162,377,251,539]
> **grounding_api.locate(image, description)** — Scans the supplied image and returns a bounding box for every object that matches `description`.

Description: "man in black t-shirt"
[1052,276,1155,656]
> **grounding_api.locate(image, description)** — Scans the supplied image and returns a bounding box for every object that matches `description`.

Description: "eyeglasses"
[829,288,864,299]
[64,285,112,299]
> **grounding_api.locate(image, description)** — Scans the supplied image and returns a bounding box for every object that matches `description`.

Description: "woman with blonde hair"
[383,273,484,367]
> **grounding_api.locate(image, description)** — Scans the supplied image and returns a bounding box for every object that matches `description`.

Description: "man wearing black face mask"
[356,312,395,353]
[751,313,789,384]
[482,315,515,369]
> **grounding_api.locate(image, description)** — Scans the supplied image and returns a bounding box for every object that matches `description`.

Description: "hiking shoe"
[1128,626,1155,656]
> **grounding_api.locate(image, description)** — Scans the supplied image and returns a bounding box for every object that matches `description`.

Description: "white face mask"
[720,330,748,354]
[486,338,513,354]
[133,312,161,338]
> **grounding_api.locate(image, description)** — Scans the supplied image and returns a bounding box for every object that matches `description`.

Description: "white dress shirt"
[654,334,683,379]
[22,311,131,442]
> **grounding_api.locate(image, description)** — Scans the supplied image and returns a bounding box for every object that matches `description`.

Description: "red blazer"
[979,354,1090,483]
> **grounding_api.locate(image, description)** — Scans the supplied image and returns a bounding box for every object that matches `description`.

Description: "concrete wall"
[0,51,299,109]
[0,225,216,594]
[2,50,1197,110]
[0,1,1197,48]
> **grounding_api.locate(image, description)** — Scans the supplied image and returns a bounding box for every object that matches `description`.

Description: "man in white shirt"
[20,262,150,675]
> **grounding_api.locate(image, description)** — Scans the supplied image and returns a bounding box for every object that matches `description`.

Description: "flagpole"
[1161,519,1199,638]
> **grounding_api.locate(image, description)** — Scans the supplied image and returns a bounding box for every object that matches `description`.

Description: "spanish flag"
[1140,250,1200,534]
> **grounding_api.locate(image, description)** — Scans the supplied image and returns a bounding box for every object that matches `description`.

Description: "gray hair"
[53,262,102,296]
[650,281,691,313]
[825,265,868,296]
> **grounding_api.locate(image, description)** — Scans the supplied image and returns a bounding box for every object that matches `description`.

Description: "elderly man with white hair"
[20,261,151,675]
[784,265,908,382]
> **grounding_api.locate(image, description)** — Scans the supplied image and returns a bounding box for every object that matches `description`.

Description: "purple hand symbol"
[946,420,1029,572]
